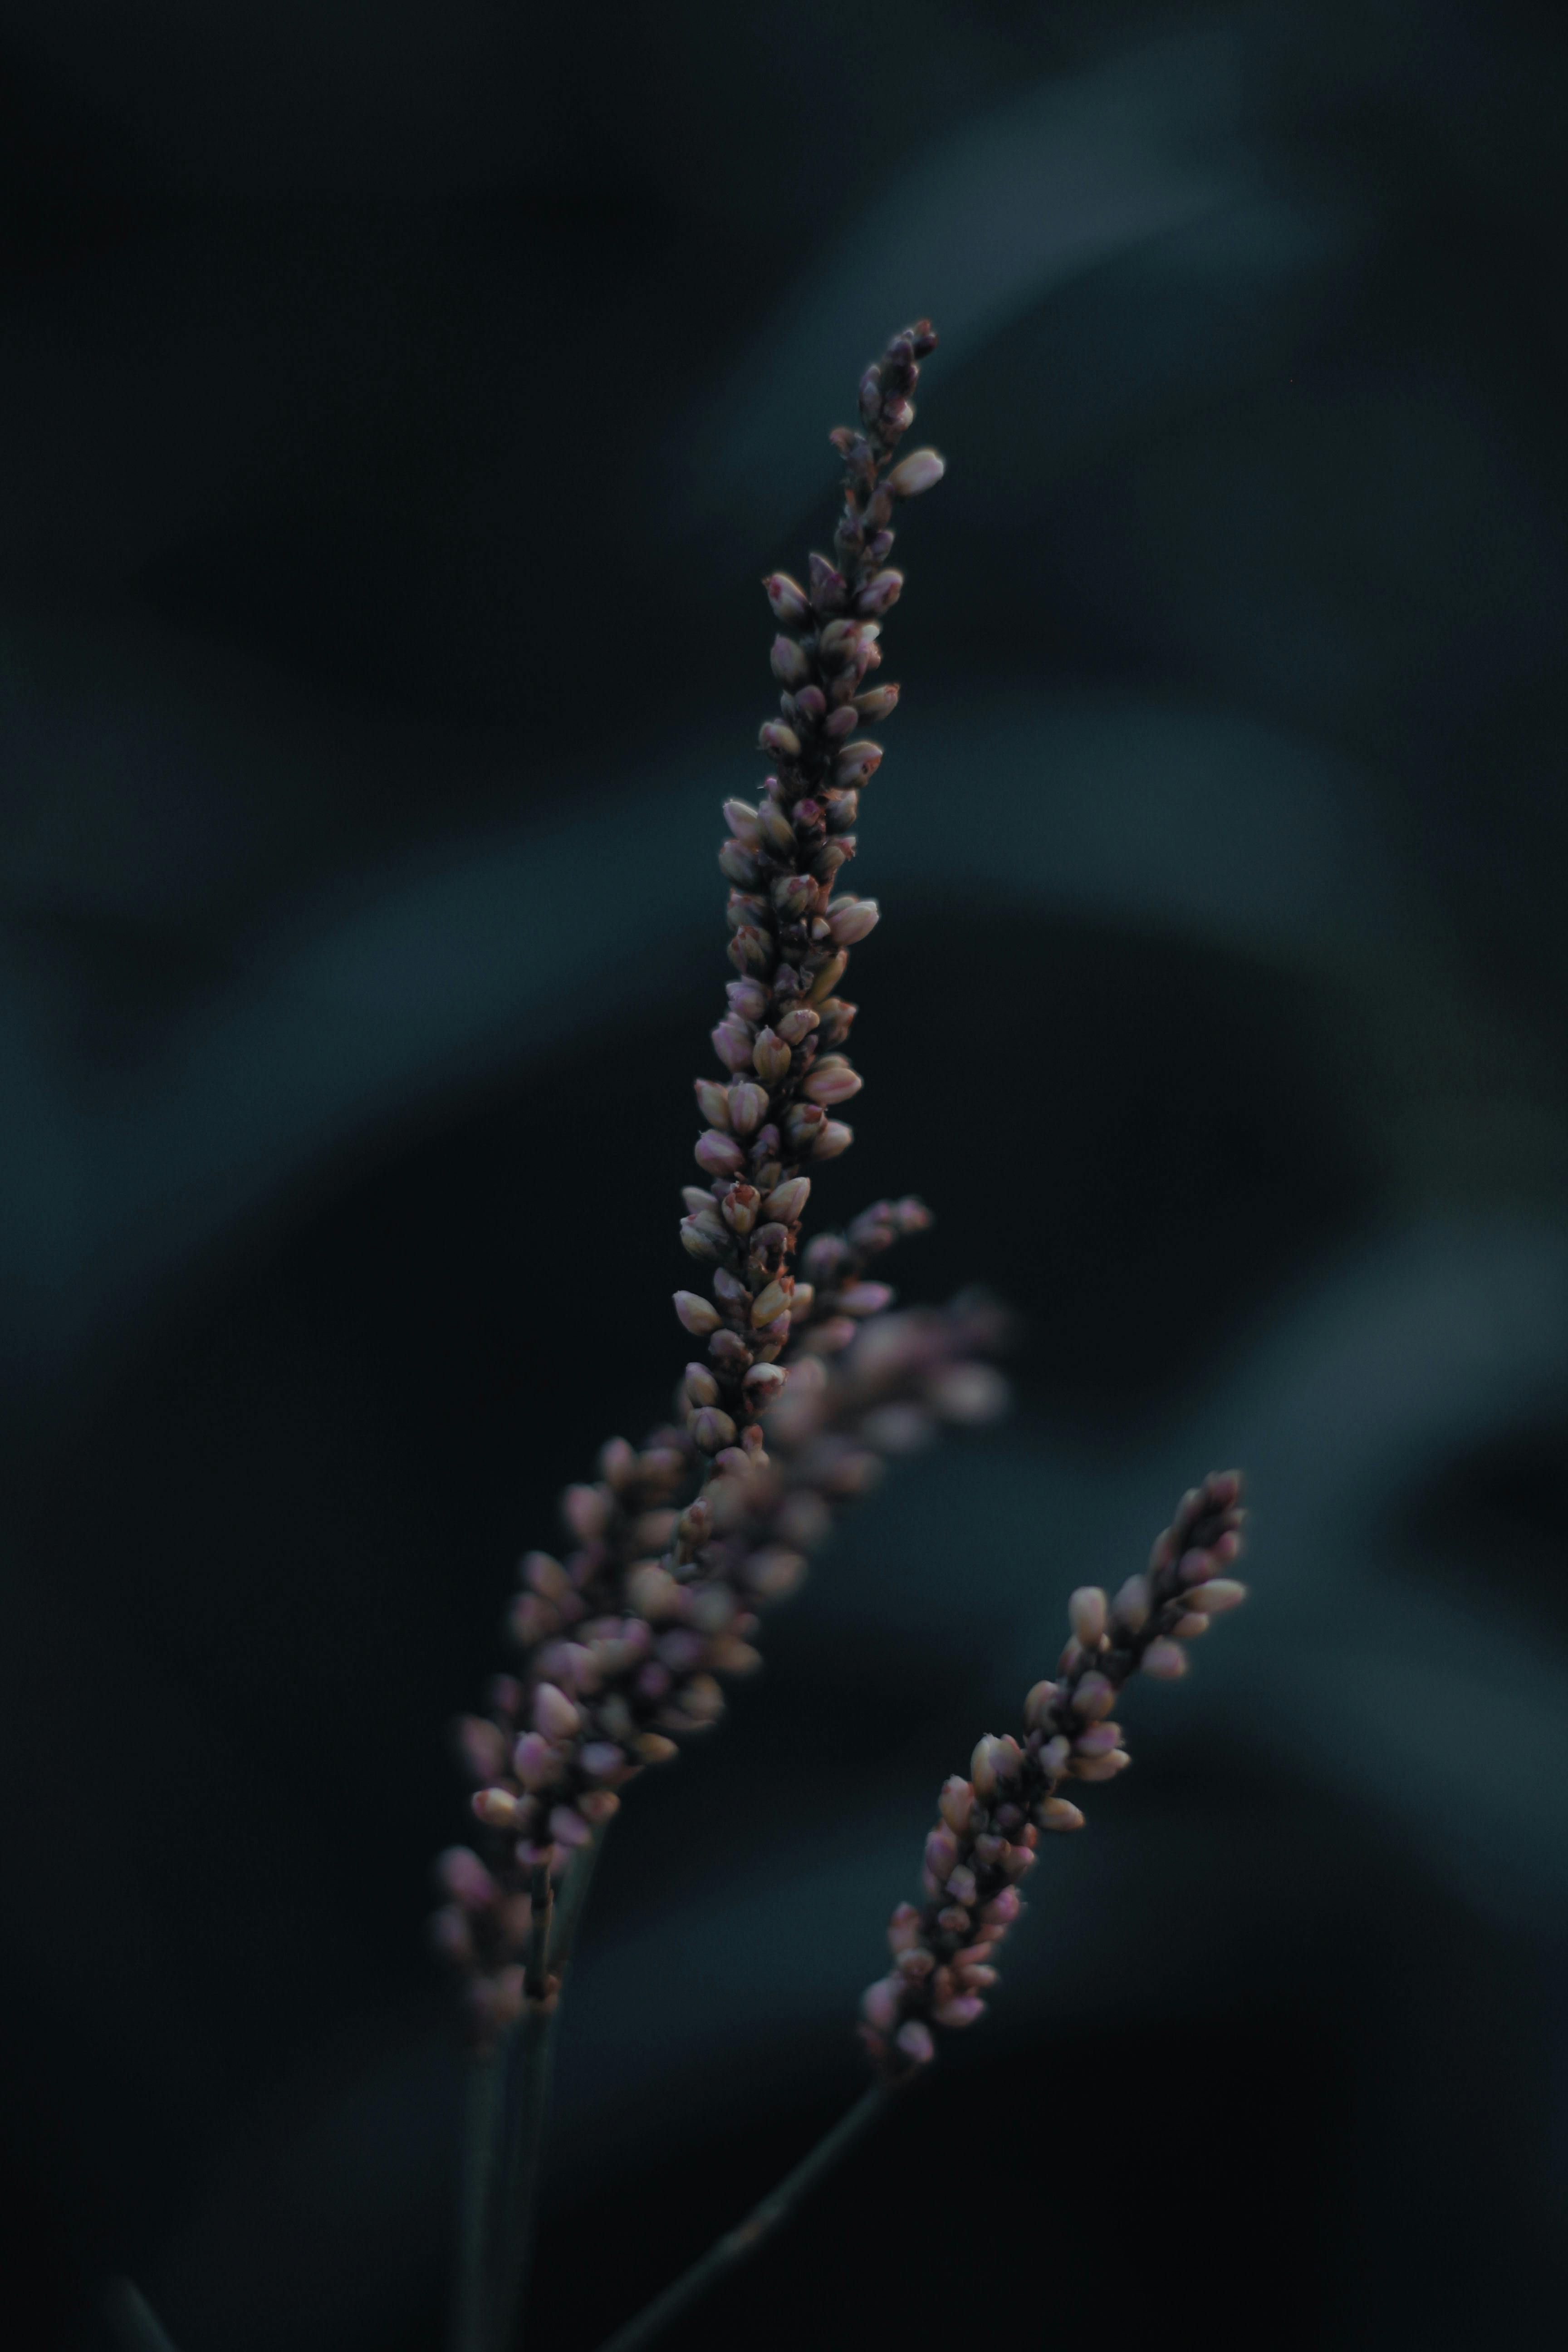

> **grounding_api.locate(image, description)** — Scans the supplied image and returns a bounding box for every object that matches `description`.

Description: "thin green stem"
[489,1997,562,2352]
[103,2278,182,2352]
[590,2081,900,2352]
[451,2050,503,2352]
[485,1823,609,2352]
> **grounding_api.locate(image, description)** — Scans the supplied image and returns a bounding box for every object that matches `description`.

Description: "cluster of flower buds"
[434,326,969,2048]
[435,1277,1010,2045]
[685,318,944,1458]
[859,1472,1248,2074]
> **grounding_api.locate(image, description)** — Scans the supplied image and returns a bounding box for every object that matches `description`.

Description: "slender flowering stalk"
[588,1475,1251,2352]
[861,1471,1248,2071]
[434,323,971,2052]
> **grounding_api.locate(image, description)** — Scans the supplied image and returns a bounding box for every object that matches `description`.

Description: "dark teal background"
[2,5,1567,2345]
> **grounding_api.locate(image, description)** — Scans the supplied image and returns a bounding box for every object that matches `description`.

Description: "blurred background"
[3,1,1567,2344]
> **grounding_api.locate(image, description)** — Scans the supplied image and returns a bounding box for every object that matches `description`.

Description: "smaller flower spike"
[858,1472,1248,2077]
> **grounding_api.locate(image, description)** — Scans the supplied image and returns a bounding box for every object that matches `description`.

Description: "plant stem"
[485,1823,608,2352]
[451,2050,503,2352]
[590,2081,900,2352]
[103,2278,182,2352]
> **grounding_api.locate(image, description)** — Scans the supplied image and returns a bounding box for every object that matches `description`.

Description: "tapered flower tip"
[439,1846,497,1908]
[1037,1796,1086,1833]
[1068,1586,1107,1647]
[938,1776,974,1834]
[691,1406,738,1454]
[1185,1577,1248,1615]
[513,1730,559,1789]
[931,1994,986,2029]
[696,1128,746,1178]
[562,1484,611,1542]
[895,2020,936,2065]
[862,1976,902,2032]
[763,572,810,625]
[1073,1671,1116,1722]
[533,1682,581,1740]
[456,1715,509,1783]
[471,1787,524,1830]
[674,1290,721,1335]
[1142,1638,1188,1680]
[888,447,946,497]
[549,1804,593,1849]
[887,1901,922,1953]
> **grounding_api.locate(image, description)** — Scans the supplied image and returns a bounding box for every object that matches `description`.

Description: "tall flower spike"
[435,326,975,2050]
[859,1472,1248,2076]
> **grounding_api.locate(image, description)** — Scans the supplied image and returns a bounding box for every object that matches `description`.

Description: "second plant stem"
[466,1826,607,2352]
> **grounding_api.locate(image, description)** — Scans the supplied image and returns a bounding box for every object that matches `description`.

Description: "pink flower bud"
[1072,1671,1117,1721]
[721,1183,759,1234]
[457,1716,509,1783]
[1037,1796,1085,1832]
[763,573,809,624]
[673,1290,721,1335]
[680,1219,722,1264]
[888,447,946,497]
[759,720,801,760]
[712,1016,755,1073]
[727,1082,769,1135]
[523,1552,571,1601]
[723,798,761,843]
[684,1362,720,1407]
[808,951,848,1004]
[691,1406,737,1454]
[895,2020,935,2066]
[1142,1638,1188,1680]
[924,1826,960,1879]
[862,1976,901,2032]
[728,976,770,1021]
[728,925,772,976]
[752,1028,791,1085]
[834,740,883,786]
[1074,1748,1131,1783]
[549,1805,593,1848]
[938,1776,973,1834]
[1183,1577,1248,1615]
[1111,1573,1150,1634]
[1068,1586,1107,1647]
[855,568,903,617]
[512,1731,559,1789]
[1073,1721,1121,1759]
[439,1847,497,1908]
[771,871,815,919]
[694,1078,731,1129]
[931,1994,985,2029]
[471,1787,524,1829]
[533,1682,580,1741]
[750,1278,789,1328]
[562,1485,611,1542]
[695,1128,745,1179]
[770,634,810,686]
[854,683,900,721]
[812,1120,854,1160]
[761,1176,810,1222]
[1023,1680,1058,1730]
[625,1562,681,1621]
[837,1280,892,1316]
[826,896,881,947]
[980,1886,1021,1926]
[887,1901,922,1954]
[808,553,848,612]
